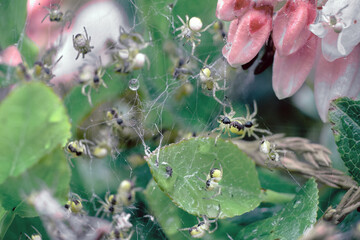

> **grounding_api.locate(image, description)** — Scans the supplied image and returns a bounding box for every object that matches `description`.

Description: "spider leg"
[81,84,88,96]
[250,100,258,119]
[84,26,88,39]
[51,3,60,9]
[177,15,186,26]
[208,220,218,233]
[245,104,251,119]
[191,41,196,55]
[254,128,272,135]
[41,13,50,23]
[178,227,192,231]
[75,52,80,60]
[201,21,215,32]
[102,78,108,88]
[125,230,134,240]
[196,176,206,184]
[212,86,228,107]
[205,187,221,200]
[87,87,93,106]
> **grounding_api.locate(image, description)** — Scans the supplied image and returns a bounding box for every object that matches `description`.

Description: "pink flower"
[1,0,127,85]
[217,0,360,122]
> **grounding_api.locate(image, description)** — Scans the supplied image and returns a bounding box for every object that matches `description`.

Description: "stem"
[260,189,295,204]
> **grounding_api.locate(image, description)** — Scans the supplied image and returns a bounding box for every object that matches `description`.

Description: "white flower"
[113,212,133,231]
[309,0,360,61]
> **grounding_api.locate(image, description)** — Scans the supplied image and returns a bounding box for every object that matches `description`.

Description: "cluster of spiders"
[62,191,134,240]
[174,16,230,104]
[212,101,272,143]
[107,27,149,74]
[96,179,141,217]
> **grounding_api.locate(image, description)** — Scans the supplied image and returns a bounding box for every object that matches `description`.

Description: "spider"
[211,104,244,143]
[88,128,117,159]
[25,227,42,240]
[179,215,219,238]
[175,15,214,55]
[65,140,90,157]
[198,163,223,199]
[15,63,31,81]
[109,213,134,240]
[260,137,282,162]
[96,192,123,217]
[65,139,96,163]
[172,57,196,81]
[231,101,272,140]
[108,229,134,240]
[118,27,148,50]
[73,27,94,60]
[210,20,226,43]
[114,51,149,74]
[105,108,127,133]
[32,56,63,83]
[64,193,84,214]
[109,28,149,73]
[199,66,227,106]
[41,4,73,29]
[78,62,107,106]
[117,179,141,206]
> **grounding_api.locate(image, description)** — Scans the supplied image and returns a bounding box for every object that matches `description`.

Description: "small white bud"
[189,17,203,32]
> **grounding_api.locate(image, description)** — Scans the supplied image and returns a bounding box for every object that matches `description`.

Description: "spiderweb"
[1,0,350,239]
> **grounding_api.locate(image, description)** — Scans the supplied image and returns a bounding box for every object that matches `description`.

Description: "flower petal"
[272,35,318,99]
[26,0,63,48]
[222,18,239,58]
[223,6,272,67]
[216,0,252,21]
[314,44,360,122]
[309,22,329,38]
[0,46,22,66]
[337,18,360,56]
[321,30,345,61]
[272,0,316,56]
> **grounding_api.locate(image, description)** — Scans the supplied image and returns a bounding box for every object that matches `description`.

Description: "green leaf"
[329,97,360,183]
[0,208,15,239]
[235,178,318,240]
[147,137,261,218]
[3,215,49,240]
[0,64,17,88]
[0,82,71,184]
[18,37,39,66]
[64,70,127,134]
[0,0,27,49]
[257,167,298,194]
[145,179,238,240]
[0,147,71,217]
